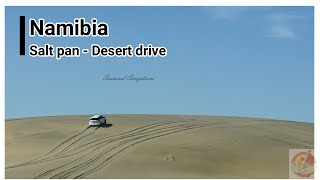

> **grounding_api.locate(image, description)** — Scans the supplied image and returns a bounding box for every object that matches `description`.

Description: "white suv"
[89,115,107,126]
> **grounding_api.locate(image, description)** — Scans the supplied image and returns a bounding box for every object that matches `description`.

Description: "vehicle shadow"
[100,123,113,128]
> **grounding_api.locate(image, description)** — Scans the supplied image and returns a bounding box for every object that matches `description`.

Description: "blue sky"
[6,6,314,122]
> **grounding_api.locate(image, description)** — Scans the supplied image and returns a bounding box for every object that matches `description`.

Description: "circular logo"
[291,150,315,178]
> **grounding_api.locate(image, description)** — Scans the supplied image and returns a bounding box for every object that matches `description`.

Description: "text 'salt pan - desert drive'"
[5,6,314,179]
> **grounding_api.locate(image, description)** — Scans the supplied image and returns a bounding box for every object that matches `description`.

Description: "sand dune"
[5,115,313,178]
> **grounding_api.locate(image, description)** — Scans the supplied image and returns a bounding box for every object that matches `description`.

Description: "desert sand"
[5,115,313,179]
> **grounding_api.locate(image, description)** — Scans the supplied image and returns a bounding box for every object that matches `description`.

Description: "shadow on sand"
[100,123,113,128]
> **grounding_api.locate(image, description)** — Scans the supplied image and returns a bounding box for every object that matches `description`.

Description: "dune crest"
[5,115,314,179]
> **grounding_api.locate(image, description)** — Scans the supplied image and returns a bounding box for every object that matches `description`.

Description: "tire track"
[54,126,100,155]
[50,124,205,179]
[36,122,216,179]
[54,121,179,156]
[7,120,196,168]
[75,125,207,179]
[35,123,205,178]
[9,121,228,170]
[59,124,210,179]
[6,126,99,169]
[54,120,195,157]
[45,126,92,156]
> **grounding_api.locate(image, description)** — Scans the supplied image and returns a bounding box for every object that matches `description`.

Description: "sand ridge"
[5,115,314,178]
